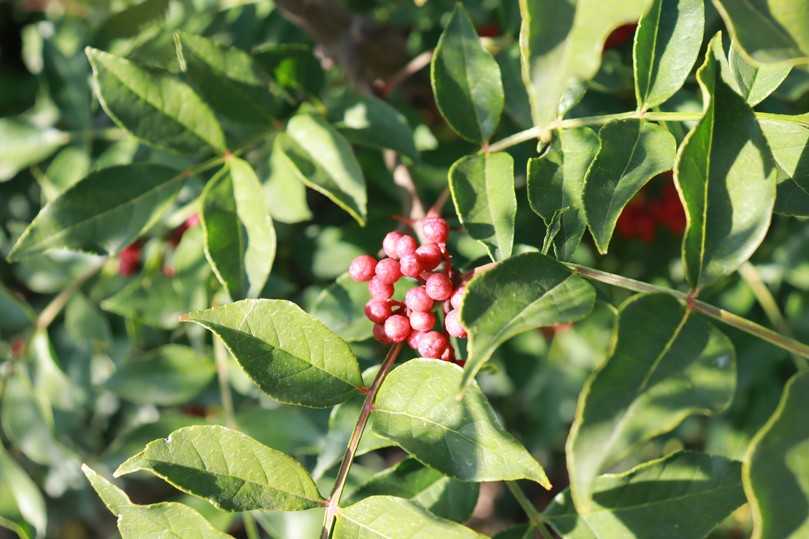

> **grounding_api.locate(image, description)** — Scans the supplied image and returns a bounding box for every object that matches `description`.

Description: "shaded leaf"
[36,146,91,201]
[116,425,323,512]
[187,299,363,407]
[760,113,809,193]
[0,284,34,338]
[94,0,170,47]
[728,42,791,105]
[311,273,373,342]
[449,152,516,261]
[0,118,68,182]
[0,445,46,539]
[262,144,313,224]
[461,253,596,385]
[566,293,735,511]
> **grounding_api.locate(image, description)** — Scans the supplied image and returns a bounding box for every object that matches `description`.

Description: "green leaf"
[36,146,91,201]
[713,0,809,65]
[744,370,809,539]
[566,293,736,511]
[253,43,325,96]
[760,113,809,194]
[104,345,215,405]
[82,465,234,539]
[347,458,479,523]
[497,45,533,129]
[0,445,46,539]
[262,143,313,224]
[86,47,226,154]
[545,451,745,539]
[176,32,278,125]
[728,42,791,105]
[527,127,599,260]
[461,253,596,385]
[676,35,777,290]
[311,273,373,342]
[776,176,809,217]
[583,119,676,254]
[0,118,68,182]
[633,0,705,109]
[276,114,366,225]
[328,92,418,160]
[519,0,653,128]
[0,284,34,338]
[373,359,551,488]
[94,0,170,47]
[431,4,504,143]
[449,152,516,261]
[9,164,185,260]
[186,299,363,407]
[115,425,324,512]
[334,496,484,539]
[202,158,276,300]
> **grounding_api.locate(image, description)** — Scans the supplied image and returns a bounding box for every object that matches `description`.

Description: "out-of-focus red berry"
[405,286,434,312]
[369,277,394,299]
[10,338,25,358]
[421,217,449,244]
[415,243,442,270]
[384,314,412,342]
[400,254,423,278]
[118,241,143,276]
[365,299,392,324]
[425,273,453,301]
[410,311,436,332]
[167,213,200,247]
[604,23,637,50]
[477,23,500,38]
[654,181,686,234]
[445,309,467,338]
[450,286,465,309]
[383,231,404,259]
[418,331,448,359]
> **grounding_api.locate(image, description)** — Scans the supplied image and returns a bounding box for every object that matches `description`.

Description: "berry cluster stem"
[320,342,404,539]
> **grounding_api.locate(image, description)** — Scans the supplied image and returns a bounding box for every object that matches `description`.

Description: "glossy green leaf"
[633,0,704,109]
[334,496,483,539]
[431,4,504,143]
[262,143,313,224]
[116,425,323,511]
[86,47,226,154]
[567,293,736,511]
[82,465,234,539]
[328,92,418,160]
[9,164,185,260]
[713,0,809,65]
[276,114,366,225]
[0,445,46,539]
[347,458,479,523]
[728,43,791,105]
[0,118,68,182]
[104,345,215,405]
[546,452,745,539]
[187,299,363,407]
[676,36,777,290]
[460,253,596,385]
[202,158,276,300]
[94,0,170,47]
[176,32,277,125]
[311,273,373,342]
[527,127,599,260]
[373,359,551,488]
[519,0,653,128]
[744,370,809,539]
[583,119,676,253]
[760,113,809,193]
[449,152,516,261]
[497,45,533,129]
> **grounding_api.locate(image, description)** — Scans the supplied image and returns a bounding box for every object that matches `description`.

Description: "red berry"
[450,286,465,309]
[445,309,467,338]
[604,23,637,50]
[375,258,402,284]
[369,277,394,299]
[410,311,436,332]
[408,331,425,350]
[418,331,448,359]
[384,314,411,342]
[395,235,418,258]
[383,231,404,259]
[399,254,423,278]
[405,286,434,312]
[415,243,442,270]
[118,241,143,276]
[425,273,453,301]
[441,346,456,362]
[349,255,377,282]
[421,217,449,244]
[373,323,392,344]
[364,299,392,324]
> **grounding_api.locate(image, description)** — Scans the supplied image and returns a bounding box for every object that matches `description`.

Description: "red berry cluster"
[616,173,685,243]
[348,217,466,365]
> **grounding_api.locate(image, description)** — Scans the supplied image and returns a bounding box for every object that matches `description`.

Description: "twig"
[381,50,432,96]
[320,343,404,539]
[506,481,553,539]
[36,258,106,331]
[384,150,426,237]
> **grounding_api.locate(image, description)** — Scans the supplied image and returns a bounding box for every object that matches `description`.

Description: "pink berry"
[405,286,434,312]
[399,254,422,278]
[395,235,419,258]
[408,331,425,350]
[425,273,453,301]
[384,314,411,343]
[441,346,456,362]
[383,231,404,259]
[445,309,467,338]
[375,258,402,284]
[373,323,392,344]
[410,311,436,332]
[364,299,392,324]
[415,243,442,270]
[368,277,394,299]
[418,331,448,359]
[421,217,449,244]
[349,255,377,282]
[450,286,465,309]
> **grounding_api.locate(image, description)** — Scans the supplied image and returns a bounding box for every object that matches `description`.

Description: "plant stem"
[567,263,809,360]
[320,343,404,539]
[506,481,553,539]
[36,258,107,331]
